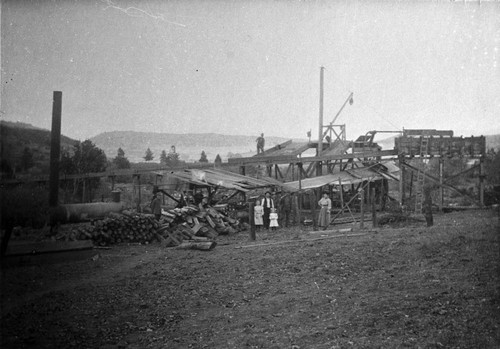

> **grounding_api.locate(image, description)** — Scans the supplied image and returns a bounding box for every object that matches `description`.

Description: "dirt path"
[1,245,163,315]
[1,209,499,349]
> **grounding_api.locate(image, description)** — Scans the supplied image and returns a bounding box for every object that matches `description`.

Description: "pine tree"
[117,147,125,157]
[144,148,154,162]
[199,151,208,163]
[113,147,130,169]
[160,150,168,165]
[214,154,222,165]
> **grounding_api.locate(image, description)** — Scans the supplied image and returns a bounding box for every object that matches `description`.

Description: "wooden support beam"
[311,189,318,230]
[401,162,480,206]
[284,163,292,180]
[479,157,485,207]
[228,149,398,166]
[443,164,480,184]
[249,202,256,241]
[339,178,344,215]
[156,188,180,204]
[359,187,365,229]
[371,186,377,228]
[275,164,284,180]
[341,158,352,171]
[305,161,316,178]
[398,155,405,206]
[439,158,444,211]
[298,163,308,179]
[136,174,142,211]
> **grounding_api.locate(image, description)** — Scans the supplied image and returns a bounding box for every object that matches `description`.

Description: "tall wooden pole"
[339,178,344,215]
[318,66,324,158]
[359,187,365,229]
[298,163,303,224]
[136,175,141,212]
[49,91,62,207]
[439,158,444,211]
[366,181,371,211]
[371,186,377,228]
[249,202,256,241]
[398,155,405,207]
[311,189,318,230]
[479,156,485,207]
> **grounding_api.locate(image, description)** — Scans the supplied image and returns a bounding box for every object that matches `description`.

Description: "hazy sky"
[1,0,499,141]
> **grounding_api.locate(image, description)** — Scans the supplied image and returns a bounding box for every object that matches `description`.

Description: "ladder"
[415,137,429,214]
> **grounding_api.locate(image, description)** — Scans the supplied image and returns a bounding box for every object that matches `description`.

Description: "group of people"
[254,191,333,230]
[154,186,334,229]
[254,191,279,230]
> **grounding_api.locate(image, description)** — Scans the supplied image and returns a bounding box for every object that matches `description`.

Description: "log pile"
[73,212,160,246]
[72,205,243,247]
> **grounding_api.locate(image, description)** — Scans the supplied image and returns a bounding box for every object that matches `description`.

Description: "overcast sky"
[1,0,499,141]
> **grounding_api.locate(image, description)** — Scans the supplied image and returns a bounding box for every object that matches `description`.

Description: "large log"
[176,241,217,251]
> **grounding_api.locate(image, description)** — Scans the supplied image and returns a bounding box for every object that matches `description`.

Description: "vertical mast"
[318,66,324,157]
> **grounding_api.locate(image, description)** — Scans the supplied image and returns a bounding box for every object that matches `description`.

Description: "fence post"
[249,202,256,241]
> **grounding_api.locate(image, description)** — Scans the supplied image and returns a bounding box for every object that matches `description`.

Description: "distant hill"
[2,120,499,177]
[90,131,301,163]
[0,120,77,175]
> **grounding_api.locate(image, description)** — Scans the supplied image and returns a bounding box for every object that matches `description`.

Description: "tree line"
[142,147,221,165]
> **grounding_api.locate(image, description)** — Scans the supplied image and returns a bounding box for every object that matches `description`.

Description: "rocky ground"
[1,209,499,349]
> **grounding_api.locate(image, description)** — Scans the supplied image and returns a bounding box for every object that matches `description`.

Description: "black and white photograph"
[1,0,499,348]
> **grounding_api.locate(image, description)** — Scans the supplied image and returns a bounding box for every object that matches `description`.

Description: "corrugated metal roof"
[169,169,283,192]
[282,167,383,192]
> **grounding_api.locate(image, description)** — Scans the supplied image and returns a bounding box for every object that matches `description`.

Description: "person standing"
[269,208,279,231]
[279,194,292,227]
[256,133,265,154]
[151,193,162,221]
[193,189,204,206]
[318,192,332,228]
[254,200,264,231]
[261,191,274,229]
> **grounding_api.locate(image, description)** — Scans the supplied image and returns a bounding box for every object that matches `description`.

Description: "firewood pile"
[72,205,244,247]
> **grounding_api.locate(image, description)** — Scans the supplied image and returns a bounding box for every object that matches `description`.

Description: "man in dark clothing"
[279,193,292,227]
[261,191,274,229]
[193,189,204,206]
[256,133,265,154]
[151,194,162,221]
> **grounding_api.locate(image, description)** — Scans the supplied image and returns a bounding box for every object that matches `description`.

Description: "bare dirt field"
[1,209,499,349]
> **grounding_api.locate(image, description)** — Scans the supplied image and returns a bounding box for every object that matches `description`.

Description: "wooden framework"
[396,129,486,209]
[1,129,487,213]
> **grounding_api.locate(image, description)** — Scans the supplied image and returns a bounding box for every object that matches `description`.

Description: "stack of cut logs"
[73,205,243,247]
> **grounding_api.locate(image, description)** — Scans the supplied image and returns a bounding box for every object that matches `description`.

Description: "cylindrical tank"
[54,202,126,223]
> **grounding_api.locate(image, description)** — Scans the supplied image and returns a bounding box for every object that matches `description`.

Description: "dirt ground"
[1,209,499,349]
